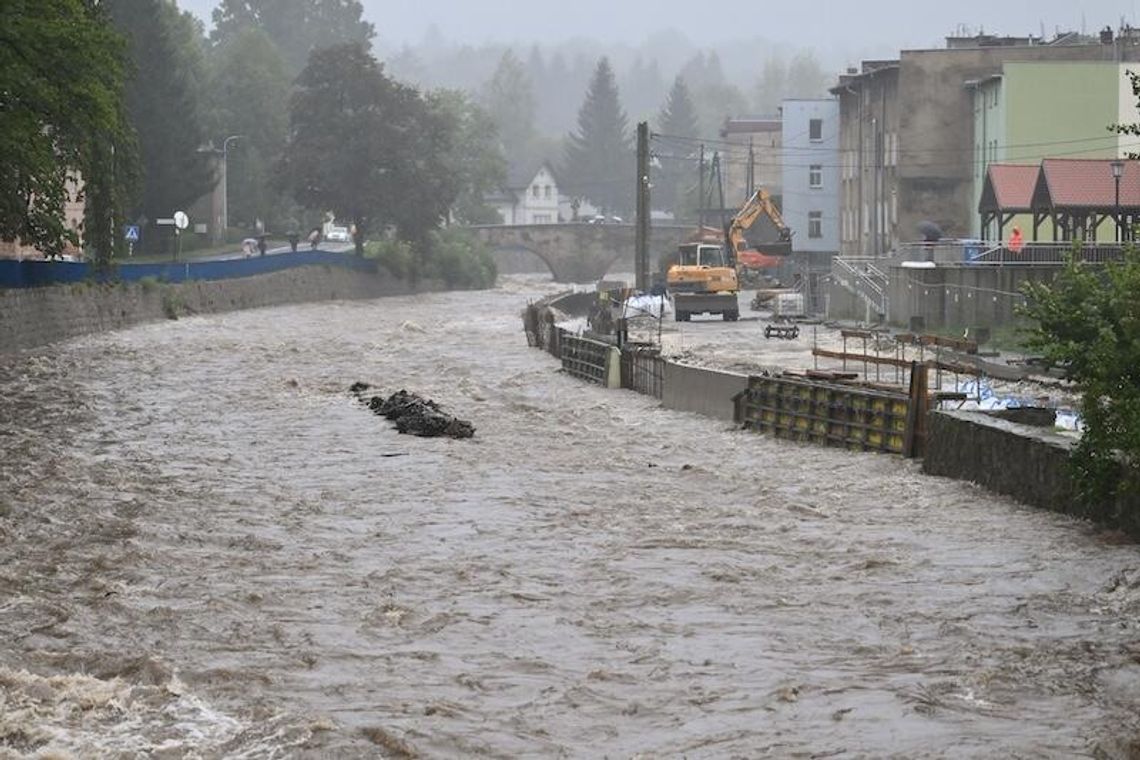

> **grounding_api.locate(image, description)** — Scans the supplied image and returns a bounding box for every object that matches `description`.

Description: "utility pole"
[698,144,706,229]
[747,137,755,200]
[635,121,651,292]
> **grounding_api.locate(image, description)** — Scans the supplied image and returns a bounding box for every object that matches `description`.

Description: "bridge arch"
[470,223,692,283]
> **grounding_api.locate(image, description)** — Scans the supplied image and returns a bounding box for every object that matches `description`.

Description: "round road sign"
[173,211,189,230]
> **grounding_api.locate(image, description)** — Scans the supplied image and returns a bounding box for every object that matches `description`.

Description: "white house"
[489,162,561,225]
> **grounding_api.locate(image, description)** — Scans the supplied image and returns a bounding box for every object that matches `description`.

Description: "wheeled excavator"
[664,189,793,321]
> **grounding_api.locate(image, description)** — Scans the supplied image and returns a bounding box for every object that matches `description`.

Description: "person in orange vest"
[1009,225,1025,254]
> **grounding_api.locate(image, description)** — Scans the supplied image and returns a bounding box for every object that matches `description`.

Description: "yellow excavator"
[665,189,792,321]
[728,189,793,287]
[666,239,740,321]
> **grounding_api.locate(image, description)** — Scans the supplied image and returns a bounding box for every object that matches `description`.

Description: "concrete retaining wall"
[661,363,748,421]
[888,264,1059,330]
[0,266,431,354]
[827,280,876,323]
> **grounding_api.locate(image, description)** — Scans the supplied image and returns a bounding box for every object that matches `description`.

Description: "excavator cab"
[676,243,730,268]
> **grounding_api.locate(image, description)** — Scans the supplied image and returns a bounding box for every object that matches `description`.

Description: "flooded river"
[2,276,1140,758]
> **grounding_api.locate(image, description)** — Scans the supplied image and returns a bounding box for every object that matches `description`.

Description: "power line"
[652,129,1136,157]
[649,139,1139,171]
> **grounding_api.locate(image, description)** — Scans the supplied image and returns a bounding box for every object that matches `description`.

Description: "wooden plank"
[813,347,911,369]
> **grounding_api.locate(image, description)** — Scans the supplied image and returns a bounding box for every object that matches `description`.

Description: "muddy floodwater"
[3,276,1140,758]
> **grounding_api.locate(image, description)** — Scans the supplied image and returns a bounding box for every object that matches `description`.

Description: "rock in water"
[351,386,475,439]
[349,381,372,395]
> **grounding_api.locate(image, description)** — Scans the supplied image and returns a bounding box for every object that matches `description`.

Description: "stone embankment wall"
[0,266,426,354]
[924,410,1140,537]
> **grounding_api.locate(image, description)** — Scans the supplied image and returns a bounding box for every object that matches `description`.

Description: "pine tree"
[562,57,633,216]
[754,56,787,114]
[654,76,700,216]
[480,51,536,161]
[657,76,699,139]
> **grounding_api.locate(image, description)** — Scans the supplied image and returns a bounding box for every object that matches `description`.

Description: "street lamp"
[220,135,243,244]
[201,135,244,244]
[1112,159,1124,243]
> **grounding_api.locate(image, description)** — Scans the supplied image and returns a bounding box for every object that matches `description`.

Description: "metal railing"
[896,240,1129,267]
[832,257,889,316]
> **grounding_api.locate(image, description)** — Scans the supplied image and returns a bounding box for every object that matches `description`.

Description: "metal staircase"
[833,257,889,319]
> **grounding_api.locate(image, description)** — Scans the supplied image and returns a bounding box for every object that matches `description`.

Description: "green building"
[970,61,1140,239]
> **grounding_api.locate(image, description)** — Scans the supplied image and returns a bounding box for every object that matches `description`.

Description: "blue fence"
[0,249,376,289]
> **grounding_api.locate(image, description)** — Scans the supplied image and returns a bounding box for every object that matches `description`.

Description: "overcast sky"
[181,0,1139,60]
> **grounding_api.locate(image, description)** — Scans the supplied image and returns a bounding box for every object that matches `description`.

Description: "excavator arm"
[725,189,792,262]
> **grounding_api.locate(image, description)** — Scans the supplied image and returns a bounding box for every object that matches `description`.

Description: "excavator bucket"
[737,249,782,270]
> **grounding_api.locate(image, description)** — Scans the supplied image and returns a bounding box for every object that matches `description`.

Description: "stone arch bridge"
[470,223,694,283]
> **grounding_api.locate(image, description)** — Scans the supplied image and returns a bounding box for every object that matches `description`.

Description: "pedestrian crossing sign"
[124,225,140,242]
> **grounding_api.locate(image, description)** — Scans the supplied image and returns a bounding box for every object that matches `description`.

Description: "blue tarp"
[0,249,376,289]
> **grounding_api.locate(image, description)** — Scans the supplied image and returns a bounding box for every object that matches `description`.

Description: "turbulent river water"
[2,276,1140,758]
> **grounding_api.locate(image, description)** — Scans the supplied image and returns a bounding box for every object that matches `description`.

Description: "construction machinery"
[727,189,793,288]
[666,240,740,321]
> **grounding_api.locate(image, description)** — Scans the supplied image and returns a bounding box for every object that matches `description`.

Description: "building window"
[809,118,823,142]
[532,185,540,198]
[533,213,552,224]
[809,211,823,239]
[809,164,822,188]
[544,185,552,199]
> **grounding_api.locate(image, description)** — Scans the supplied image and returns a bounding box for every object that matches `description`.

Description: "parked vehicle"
[325,225,350,243]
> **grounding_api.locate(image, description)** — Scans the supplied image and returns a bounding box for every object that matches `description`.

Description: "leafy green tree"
[277,44,458,258]
[428,90,506,225]
[562,57,633,216]
[481,51,536,160]
[108,0,214,252]
[1022,250,1140,514]
[205,27,290,232]
[653,76,700,216]
[211,0,374,76]
[0,0,135,261]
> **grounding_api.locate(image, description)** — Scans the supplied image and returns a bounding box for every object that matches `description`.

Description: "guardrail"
[0,249,375,289]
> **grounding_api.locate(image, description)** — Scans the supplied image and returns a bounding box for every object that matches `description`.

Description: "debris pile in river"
[351,383,475,439]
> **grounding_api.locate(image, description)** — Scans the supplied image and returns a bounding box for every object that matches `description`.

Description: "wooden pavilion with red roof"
[978,165,1038,241]
[979,158,1140,243]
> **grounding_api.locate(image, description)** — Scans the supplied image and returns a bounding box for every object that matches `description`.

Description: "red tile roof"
[1039,158,1140,208]
[983,164,1038,210]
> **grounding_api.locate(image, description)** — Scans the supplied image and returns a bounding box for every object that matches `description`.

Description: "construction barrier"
[622,344,664,399]
[735,374,912,455]
[0,248,375,289]
[561,334,611,385]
